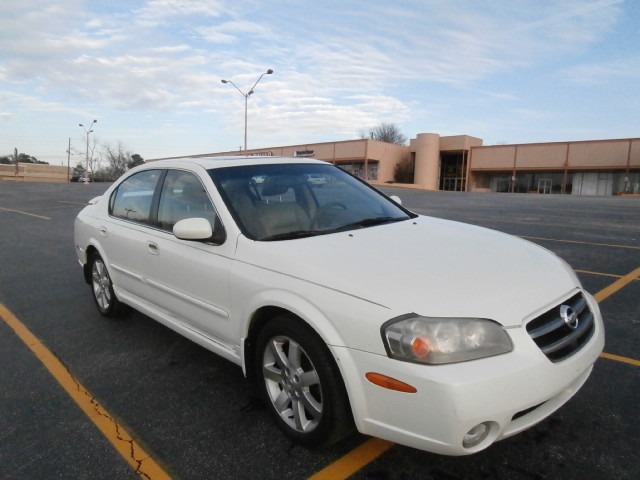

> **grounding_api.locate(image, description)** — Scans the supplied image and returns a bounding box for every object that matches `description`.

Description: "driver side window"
[157,170,223,241]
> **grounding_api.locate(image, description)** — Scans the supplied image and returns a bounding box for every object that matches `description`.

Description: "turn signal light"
[365,372,417,393]
[411,335,431,359]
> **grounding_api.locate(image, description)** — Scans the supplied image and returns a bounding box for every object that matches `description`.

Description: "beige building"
[9,133,637,195]
[163,133,639,196]
[469,138,640,195]
[163,133,483,191]
[0,163,70,183]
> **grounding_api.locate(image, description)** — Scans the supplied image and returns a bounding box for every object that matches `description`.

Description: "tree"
[362,123,408,145]
[102,145,145,180]
[0,152,48,164]
[128,153,144,169]
[104,142,131,180]
[76,135,101,178]
[393,158,414,183]
[18,153,47,164]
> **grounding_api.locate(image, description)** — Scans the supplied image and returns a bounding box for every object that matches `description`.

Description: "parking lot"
[0,181,638,479]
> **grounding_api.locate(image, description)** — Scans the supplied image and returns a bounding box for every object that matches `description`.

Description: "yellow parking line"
[594,266,640,367]
[0,304,172,480]
[489,217,637,234]
[308,438,394,480]
[574,269,623,279]
[600,352,640,367]
[0,206,51,220]
[576,269,640,282]
[521,235,640,251]
[593,266,640,302]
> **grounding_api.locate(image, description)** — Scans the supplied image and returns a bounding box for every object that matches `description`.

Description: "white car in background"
[306,173,328,186]
[74,156,604,455]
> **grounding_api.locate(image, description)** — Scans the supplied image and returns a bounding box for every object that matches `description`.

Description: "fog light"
[463,422,490,448]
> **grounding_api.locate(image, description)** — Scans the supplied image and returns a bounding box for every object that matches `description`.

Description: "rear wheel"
[89,253,123,317]
[255,315,354,447]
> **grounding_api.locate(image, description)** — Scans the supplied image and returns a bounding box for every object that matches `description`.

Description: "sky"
[1,0,639,167]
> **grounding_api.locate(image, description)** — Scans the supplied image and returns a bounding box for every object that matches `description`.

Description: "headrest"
[261,176,298,196]
[182,180,205,198]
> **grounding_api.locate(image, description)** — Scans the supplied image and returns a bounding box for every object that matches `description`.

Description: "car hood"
[235,216,579,327]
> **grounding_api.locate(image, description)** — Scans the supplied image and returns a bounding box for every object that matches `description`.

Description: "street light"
[221,69,273,153]
[79,119,97,180]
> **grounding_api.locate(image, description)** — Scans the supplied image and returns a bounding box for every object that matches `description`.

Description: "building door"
[538,178,552,194]
[596,173,613,195]
[439,151,467,191]
[572,172,614,196]
[491,176,512,193]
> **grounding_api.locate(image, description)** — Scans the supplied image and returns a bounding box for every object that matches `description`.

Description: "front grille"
[526,292,595,362]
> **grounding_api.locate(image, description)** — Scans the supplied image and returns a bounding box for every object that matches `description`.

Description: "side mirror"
[389,195,402,205]
[173,218,213,240]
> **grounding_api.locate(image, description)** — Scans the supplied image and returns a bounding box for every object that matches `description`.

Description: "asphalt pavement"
[0,180,638,479]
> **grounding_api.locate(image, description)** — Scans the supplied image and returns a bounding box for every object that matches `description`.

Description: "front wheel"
[255,315,354,447]
[89,253,123,317]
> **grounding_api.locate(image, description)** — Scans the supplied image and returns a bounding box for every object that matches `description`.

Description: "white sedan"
[74,156,604,455]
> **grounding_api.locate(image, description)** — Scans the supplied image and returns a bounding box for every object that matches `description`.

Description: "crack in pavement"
[0,303,171,479]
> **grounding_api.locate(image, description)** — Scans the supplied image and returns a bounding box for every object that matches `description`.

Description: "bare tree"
[80,136,101,178]
[362,123,408,145]
[104,142,131,179]
[100,145,144,180]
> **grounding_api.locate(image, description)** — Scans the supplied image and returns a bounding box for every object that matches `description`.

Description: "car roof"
[146,156,329,170]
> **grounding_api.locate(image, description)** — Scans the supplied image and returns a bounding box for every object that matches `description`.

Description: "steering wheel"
[311,202,347,229]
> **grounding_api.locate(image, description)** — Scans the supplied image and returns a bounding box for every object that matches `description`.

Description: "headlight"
[382,315,513,365]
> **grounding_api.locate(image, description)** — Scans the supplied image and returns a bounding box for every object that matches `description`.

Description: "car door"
[104,169,163,302]
[141,169,235,347]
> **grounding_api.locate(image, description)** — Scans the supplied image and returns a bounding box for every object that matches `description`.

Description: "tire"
[255,315,354,447]
[89,253,124,317]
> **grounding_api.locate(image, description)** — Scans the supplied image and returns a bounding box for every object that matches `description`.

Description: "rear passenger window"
[109,170,161,223]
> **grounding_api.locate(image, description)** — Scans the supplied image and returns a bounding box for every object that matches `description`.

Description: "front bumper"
[331,297,604,456]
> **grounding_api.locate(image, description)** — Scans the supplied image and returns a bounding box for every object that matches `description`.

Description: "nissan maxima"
[74,156,604,455]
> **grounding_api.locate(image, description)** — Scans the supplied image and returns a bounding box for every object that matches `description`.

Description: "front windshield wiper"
[261,230,322,241]
[261,217,408,240]
[335,216,408,232]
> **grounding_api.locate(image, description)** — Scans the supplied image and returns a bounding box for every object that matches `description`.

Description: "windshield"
[209,163,414,241]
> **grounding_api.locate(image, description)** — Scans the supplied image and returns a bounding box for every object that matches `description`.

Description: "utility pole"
[14,148,18,176]
[79,120,97,180]
[67,138,71,183]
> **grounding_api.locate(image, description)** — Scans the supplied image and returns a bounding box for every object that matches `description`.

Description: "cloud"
[359,0,623,83]
[134,0,224,26]
[0,0,632,159]
[561,56,640,85]
[515,0,622,41]
[196,20,273,44]
[2,0,623,113]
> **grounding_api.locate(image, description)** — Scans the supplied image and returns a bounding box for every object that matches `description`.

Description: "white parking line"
[0,206,51,220]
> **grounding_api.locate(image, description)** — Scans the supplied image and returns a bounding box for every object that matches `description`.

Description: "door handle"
[147,241,159,255]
